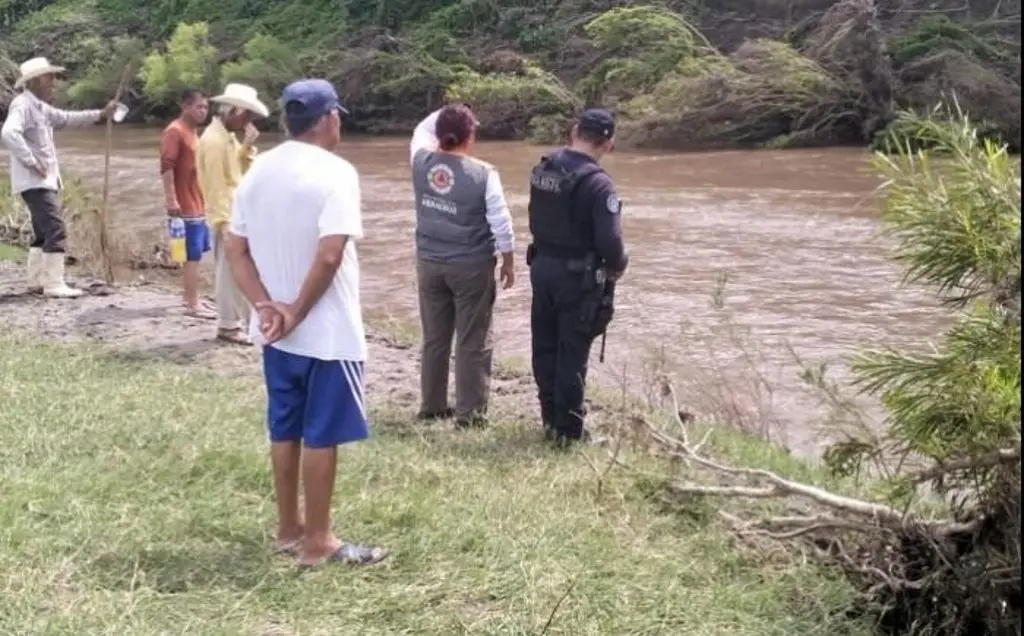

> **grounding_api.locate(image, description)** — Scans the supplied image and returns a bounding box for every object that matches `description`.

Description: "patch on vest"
[606,194,621,214]
[427,164,455,196]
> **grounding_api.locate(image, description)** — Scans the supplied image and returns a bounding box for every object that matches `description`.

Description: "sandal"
[184,305,217,320]
[216,328,251,346]
[272,538,302,556]
[297,542,389,571]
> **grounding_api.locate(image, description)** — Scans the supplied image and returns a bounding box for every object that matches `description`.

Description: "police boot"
[553,429,609,450]
[551,411,608,449]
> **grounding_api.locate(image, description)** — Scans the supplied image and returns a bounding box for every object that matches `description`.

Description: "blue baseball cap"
[578,108,615,140]
[280,78,349,120]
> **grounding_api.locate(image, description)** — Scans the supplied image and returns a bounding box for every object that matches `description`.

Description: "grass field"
[0,333,872,635]
[0,243,26,263]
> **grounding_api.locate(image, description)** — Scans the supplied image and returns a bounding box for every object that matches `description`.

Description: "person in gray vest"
[409,103,516,428]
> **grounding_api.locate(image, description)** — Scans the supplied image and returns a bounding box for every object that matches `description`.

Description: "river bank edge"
[0,327,879,633]
[0,238,885,632]
[0,242,784,442]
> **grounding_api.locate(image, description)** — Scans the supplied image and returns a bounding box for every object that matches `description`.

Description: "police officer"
[526,109,628,447]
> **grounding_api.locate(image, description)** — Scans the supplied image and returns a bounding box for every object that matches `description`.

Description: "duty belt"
[530,243,592,271]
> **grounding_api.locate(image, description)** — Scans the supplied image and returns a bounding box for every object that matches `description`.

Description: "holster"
[577,253,599,292]
[576,278,616,340]
[590,280,616,339]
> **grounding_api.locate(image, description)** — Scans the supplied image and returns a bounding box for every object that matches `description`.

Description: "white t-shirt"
[229,140,366,362]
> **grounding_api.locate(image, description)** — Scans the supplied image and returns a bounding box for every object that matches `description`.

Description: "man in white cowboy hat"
[1,56,119,298]
[197,83,269,345]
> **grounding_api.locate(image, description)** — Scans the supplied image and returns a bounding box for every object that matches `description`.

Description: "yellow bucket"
[167,218,187,264]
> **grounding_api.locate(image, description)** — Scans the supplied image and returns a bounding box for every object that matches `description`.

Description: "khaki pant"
[213,228,250,331]
[417,257,497,420]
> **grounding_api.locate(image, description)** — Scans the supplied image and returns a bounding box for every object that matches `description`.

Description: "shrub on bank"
[844,110,1020,634]
[1,1,1020,147]
[66,37,146,109]
[446,66,580,139]
[616,41,852,149]
[321,49,467,134]
[139,22,220,114]
[575,6,701,108]
[0,46,16,111]
[219,34,302,120]
[636,110,1020,635]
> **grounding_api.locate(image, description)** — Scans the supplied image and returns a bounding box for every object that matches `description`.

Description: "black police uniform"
[526,109,628,443]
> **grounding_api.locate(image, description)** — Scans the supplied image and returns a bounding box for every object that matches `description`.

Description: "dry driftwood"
[640,380,1019,535]
[622,378,1021,633]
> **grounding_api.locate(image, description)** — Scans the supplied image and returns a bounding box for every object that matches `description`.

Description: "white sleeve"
[410,109,442,164]
[318,166,363,240]
[484,169,515,254]
[0,98,42,171]
[228,182,248,238]
[43,101,102,129]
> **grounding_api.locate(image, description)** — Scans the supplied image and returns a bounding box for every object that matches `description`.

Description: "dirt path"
[0,259,540,421]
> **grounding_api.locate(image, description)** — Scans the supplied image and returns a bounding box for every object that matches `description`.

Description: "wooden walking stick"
[98,63,133,285]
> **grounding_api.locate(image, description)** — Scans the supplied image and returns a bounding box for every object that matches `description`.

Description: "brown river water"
[10,125,948,455]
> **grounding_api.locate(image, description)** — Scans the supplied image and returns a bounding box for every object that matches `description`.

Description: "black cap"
[577,108,615,140]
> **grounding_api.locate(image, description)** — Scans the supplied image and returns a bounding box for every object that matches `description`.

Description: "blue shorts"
[262,346,369,448]
[183,218,211,262]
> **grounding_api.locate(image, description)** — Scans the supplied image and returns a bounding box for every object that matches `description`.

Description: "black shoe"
[417,407,454,421]
[582,430,609,446]
[552,429,608,449]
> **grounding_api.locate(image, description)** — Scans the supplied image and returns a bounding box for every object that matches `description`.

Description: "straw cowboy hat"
[210,83,270,118]
[14,57,66,88]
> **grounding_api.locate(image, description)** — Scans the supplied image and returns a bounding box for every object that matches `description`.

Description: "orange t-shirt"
[159,118,205,218]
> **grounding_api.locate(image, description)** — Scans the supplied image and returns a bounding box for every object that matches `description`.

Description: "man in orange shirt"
[160,88,213,319]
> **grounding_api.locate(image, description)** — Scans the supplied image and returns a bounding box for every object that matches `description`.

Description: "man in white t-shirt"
[224,78,387,569]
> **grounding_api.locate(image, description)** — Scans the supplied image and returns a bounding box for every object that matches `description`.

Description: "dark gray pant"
[416,256,497,421]
[529,255,598,439]
[21,188,67,253]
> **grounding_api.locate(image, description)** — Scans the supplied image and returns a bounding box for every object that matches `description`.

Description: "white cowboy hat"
[210,83,269,118]
[14,57,66,88]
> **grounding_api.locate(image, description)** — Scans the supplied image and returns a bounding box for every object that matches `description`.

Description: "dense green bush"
[220,34,301,118]
[446,66,580,139]
[1,0,1018,144]
[832,110,1021,634]
[139,22,220,111]
[66,37,145,108]
[577,7,701,106]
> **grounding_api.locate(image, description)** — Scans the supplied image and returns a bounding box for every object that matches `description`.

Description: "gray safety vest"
[412,149,495,264]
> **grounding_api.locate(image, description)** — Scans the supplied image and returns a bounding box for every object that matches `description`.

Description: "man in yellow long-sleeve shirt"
[198,83,269,345]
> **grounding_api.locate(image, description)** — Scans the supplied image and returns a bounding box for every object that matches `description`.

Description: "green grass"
[0,335,871,635]
[0,242,26,263]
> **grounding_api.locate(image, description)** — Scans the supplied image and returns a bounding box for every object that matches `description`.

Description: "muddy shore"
[0,258,546,425]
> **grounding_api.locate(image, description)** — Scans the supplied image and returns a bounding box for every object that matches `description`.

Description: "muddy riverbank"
[0,128,950,455]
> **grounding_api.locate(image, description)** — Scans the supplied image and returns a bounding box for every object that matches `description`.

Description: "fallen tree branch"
[909,446,1022,484]
[649,381,983,536]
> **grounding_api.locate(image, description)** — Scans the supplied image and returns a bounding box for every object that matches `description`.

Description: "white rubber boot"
[26,247,43,294]
[41,252,83,299]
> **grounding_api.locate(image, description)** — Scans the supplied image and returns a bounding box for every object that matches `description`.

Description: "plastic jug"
[167,218,186,264]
